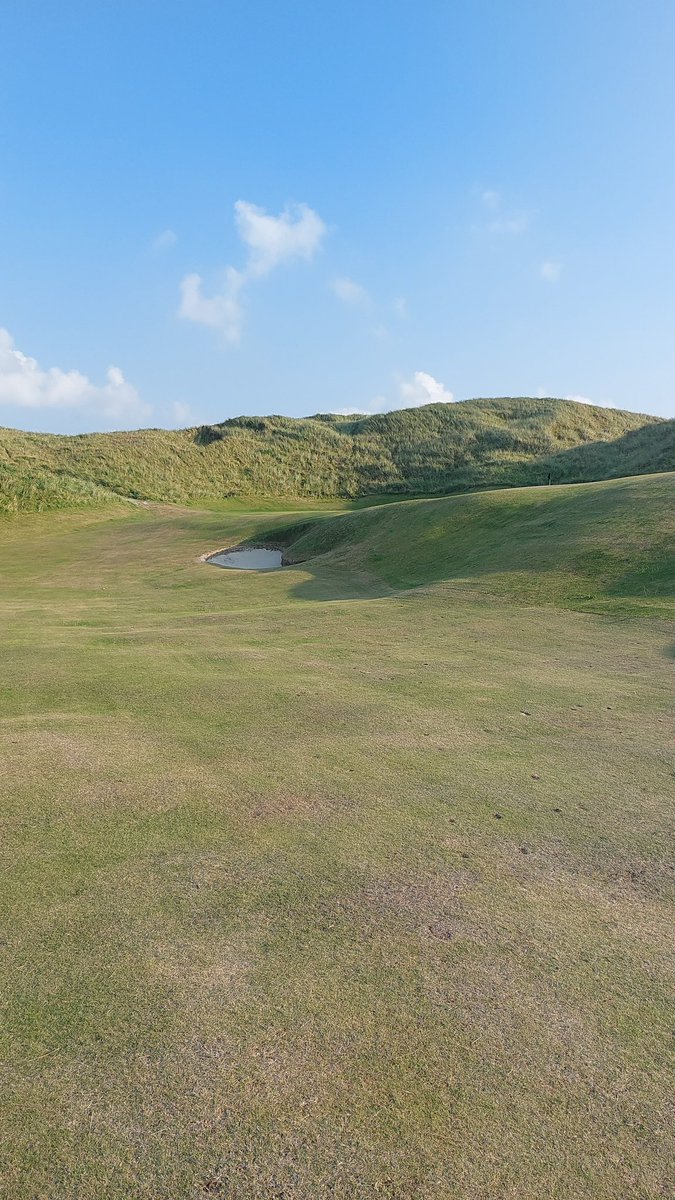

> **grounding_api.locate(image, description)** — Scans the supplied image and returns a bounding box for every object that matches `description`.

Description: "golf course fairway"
[1,474,673,1199]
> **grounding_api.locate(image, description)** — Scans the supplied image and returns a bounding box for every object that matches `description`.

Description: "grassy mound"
[1,396,673,511]
[278,472,675,616]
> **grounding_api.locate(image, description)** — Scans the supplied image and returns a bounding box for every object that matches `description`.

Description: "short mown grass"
[0,475,673,1198]
[278,471,675,617]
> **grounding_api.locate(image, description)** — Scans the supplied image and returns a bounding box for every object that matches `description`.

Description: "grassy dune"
[2,396,674,511]
[0,475,673,1198]
[0,460,126,514]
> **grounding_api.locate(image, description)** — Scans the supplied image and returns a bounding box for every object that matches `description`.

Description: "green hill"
[274,471,675,617]
[1,396,673,513]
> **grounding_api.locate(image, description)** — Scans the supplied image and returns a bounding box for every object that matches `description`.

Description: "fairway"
[1,479,673,1199]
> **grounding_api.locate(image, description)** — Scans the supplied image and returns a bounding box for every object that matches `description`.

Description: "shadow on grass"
[267,478,675,617]
[281,553,675,619]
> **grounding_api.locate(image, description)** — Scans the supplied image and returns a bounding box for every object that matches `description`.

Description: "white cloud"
[565,393,613,408]
[537,388,614,409]
[399,371,454,407]
[179,200,326,341]
[179,267,244,343]
[331,276,371,307]
[540,259,562,282]
[235,200,325,278]
[332,371,455,416]
[393,296,407,316]
[331,401,385,416]
[0,328,149,423]
[151,228,177,253]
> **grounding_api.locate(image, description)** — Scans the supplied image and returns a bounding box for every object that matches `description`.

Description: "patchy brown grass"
[0,498,673,1198]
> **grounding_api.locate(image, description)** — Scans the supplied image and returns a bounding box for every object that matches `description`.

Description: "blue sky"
[1,0,674,432]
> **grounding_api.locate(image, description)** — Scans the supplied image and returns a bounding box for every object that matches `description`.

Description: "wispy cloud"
[478,189,529,236]
[330,276,371,307]
[488,213,529,235]
[0,328,149,424]
[151,228,177,254]
[171,400,192,426]
[540,259,562,282]
[179,200,326,342]
[330,276,404,341]
[481,189,501,211]
[331,277,408,342]
[333,370,455,416]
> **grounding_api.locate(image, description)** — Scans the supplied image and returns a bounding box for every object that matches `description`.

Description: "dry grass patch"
[1,496,673,1199]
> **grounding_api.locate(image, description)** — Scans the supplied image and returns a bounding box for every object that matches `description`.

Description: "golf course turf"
[1,474,673,1198]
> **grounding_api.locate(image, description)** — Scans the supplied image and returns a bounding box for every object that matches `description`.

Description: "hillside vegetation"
[0,461,127,515]
[1,396,673,512]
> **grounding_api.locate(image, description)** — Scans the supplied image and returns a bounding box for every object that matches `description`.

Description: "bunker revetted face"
[207,548,283,571]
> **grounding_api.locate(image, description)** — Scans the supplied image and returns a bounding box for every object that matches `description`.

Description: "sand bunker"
[207,548,283,571]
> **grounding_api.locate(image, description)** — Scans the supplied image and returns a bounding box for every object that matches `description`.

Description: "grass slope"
[2,396,673,512]
[0,475,673,1198]
[278,472,675,617]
